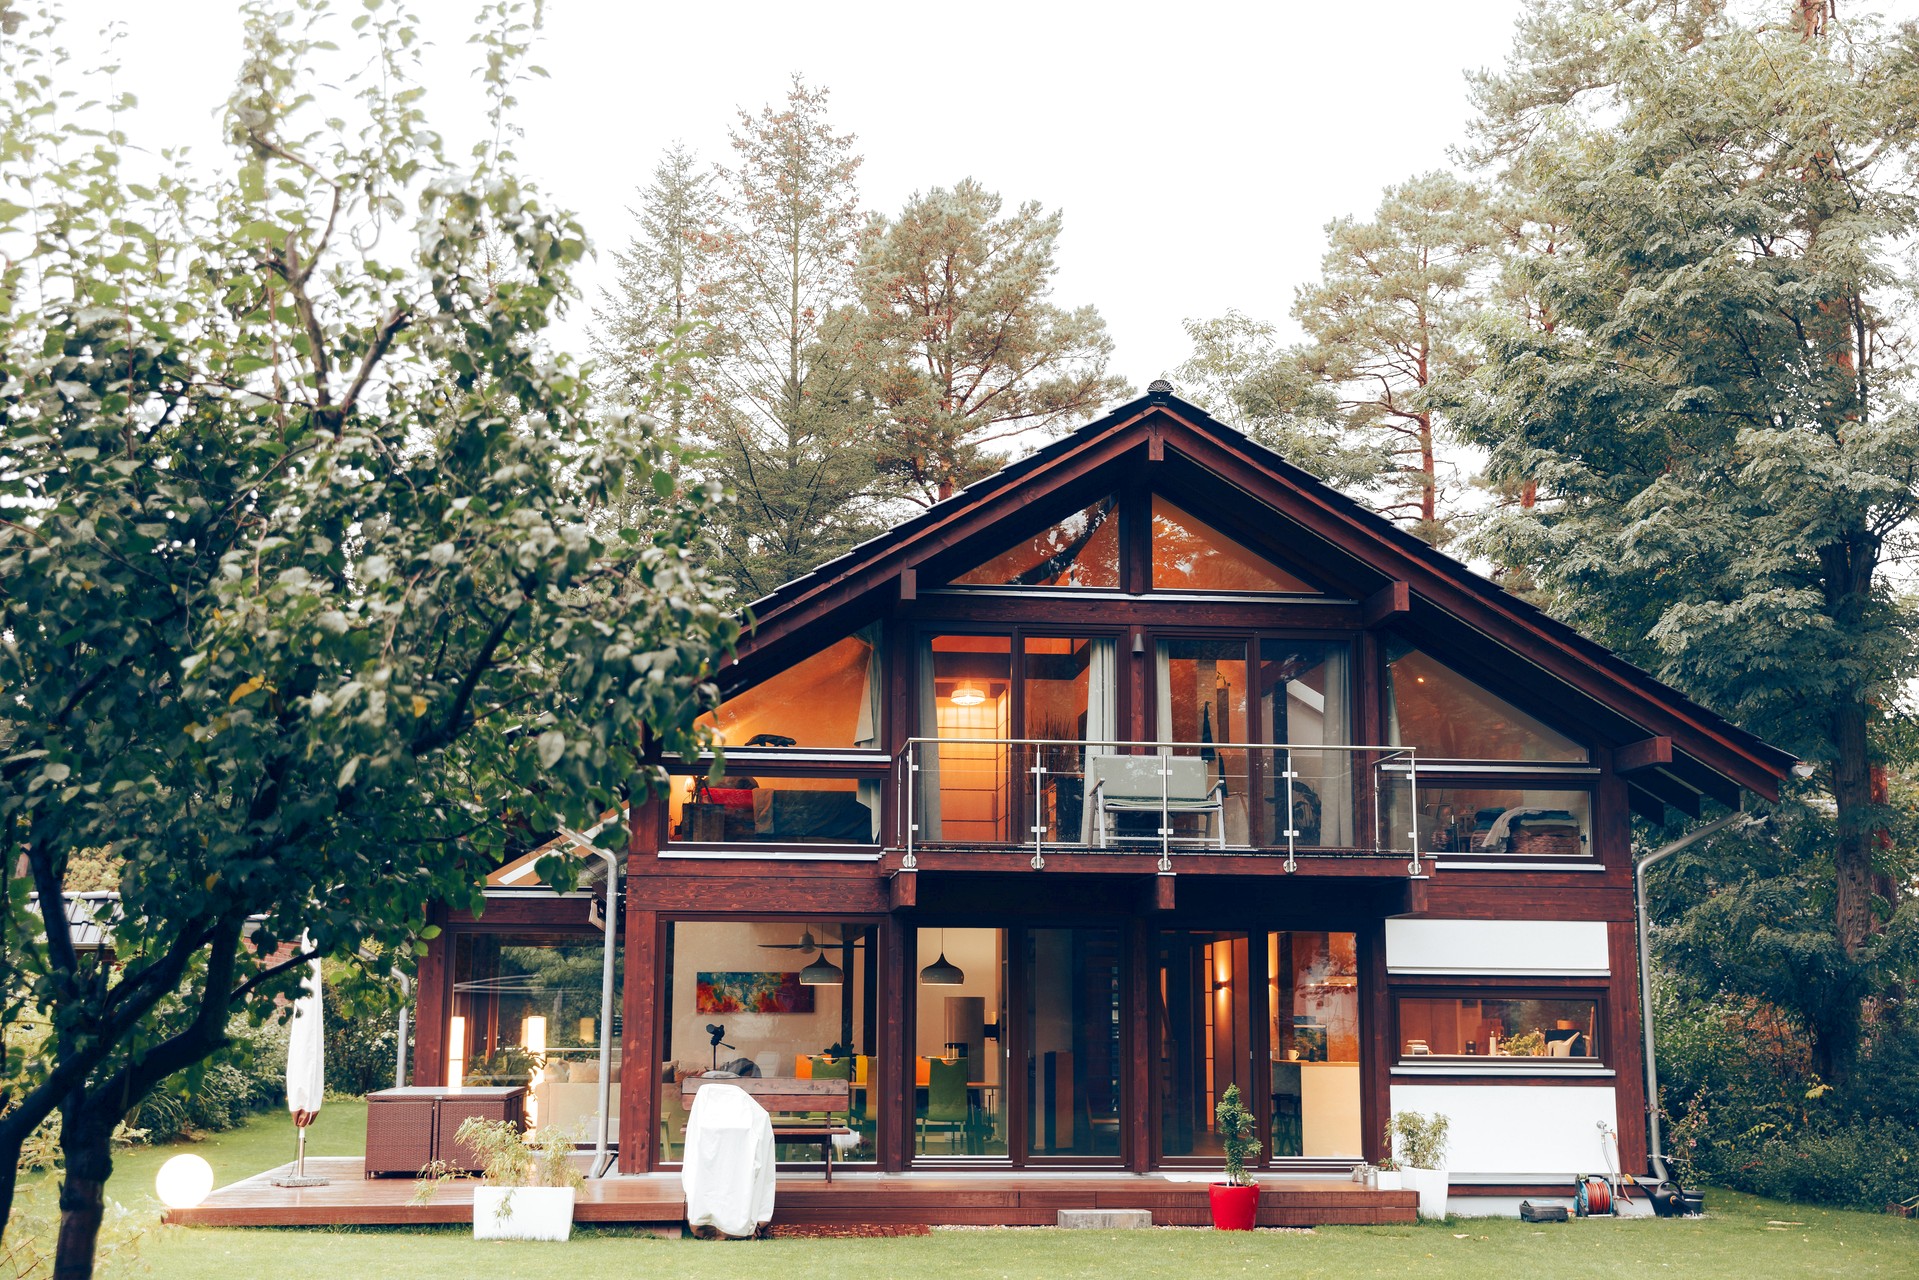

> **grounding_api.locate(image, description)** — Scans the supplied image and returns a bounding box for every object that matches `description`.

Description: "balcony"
[896,738,1427,873]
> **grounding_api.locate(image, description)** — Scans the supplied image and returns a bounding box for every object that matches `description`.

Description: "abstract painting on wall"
[696,971,816,1014]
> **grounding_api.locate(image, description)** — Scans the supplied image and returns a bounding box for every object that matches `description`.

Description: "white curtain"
[916,636,942,842]
[1154,643,1173,756]
[853,625,884,841]
[1079,639,1118,844]
[1311,648,1352,846]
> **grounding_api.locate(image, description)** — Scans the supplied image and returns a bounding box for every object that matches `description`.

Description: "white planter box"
[1376,1170,1402,1191]
[472,1185,575,1241]
[1405,1167,1448,1220]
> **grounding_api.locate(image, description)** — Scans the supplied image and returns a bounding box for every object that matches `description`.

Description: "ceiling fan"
[759,927,844,951]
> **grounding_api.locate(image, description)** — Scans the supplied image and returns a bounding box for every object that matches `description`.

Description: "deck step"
[1056,1209,1153,1229]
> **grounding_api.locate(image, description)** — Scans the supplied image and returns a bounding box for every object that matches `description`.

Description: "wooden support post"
[1126,917,1152,1174]
[618,904,659,1174]
[881,918,910,1172]
[411,906,449,1087]
[1149,874,1176,912]
[888,870,917,910]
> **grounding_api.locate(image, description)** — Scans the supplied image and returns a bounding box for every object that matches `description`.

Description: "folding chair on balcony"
[1087,755,1228,848]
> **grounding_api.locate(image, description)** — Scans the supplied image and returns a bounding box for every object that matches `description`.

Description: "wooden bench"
[679,1076,855,1181]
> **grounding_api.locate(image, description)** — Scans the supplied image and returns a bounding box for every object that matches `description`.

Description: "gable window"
[1385,644,1586,762]
[1151,496,1319,594]
[952,499,1121,589]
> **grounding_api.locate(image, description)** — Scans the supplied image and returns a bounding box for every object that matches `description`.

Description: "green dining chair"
[919,1058,968,1153]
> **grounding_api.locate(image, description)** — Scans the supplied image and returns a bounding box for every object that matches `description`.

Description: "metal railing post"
[1281,748,1299,874]
[1031,748,1047,870]
[1406,751,1425,878]
[903,741,918,871]
[1158,753,1172,873]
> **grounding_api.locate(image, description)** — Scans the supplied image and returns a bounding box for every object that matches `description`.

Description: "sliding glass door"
[1023,928,1123,1160]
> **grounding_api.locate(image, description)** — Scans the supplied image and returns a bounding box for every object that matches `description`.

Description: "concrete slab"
[1056,1208,1153,1229]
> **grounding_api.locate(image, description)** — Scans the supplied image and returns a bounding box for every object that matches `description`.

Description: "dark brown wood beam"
[1361,581,1410,627]
[1614,735,1673,775]
[897,567,916,603]
[888,870,916,910]
[1630,770,1702,819]
[1626,783,1669,824]
[1149,873,1176,911]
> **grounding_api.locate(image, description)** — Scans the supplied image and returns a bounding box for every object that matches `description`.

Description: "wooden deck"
[165,1158,1416,1229]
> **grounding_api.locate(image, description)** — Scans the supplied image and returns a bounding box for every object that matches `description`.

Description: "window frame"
[1388,984,1612,1073]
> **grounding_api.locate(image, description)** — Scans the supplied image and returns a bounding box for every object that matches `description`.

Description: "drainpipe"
[1635,808,1749,1183]
[393,970,411,1089]
[562,825,621,1180]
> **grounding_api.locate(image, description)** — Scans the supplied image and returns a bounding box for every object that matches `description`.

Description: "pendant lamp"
[919,929,965,985]
[799,950,844,986]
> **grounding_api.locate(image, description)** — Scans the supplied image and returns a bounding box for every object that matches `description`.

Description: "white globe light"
[155,1154,215,1210]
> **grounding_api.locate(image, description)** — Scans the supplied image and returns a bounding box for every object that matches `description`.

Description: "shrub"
[125,1015,287,1142]
[1389,1110,1450,1169]
[1711,1120,1919,1211]
[1214,1084,1260,1187]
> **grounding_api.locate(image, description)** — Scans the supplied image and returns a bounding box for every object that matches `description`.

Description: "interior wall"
[666,921,863,1077]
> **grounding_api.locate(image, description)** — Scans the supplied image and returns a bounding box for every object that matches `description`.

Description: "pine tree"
[694,76,883,600]
[850,179,1129,504]
[593,142,715,425]
[1292,171,1497,544]
[1461,0,1919,1083]
[1169,311,1391,493]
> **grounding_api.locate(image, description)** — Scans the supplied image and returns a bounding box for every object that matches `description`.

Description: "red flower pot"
[1209,1182,1259,1231]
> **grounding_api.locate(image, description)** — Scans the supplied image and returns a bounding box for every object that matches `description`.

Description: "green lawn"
[38,1104,1919,1279]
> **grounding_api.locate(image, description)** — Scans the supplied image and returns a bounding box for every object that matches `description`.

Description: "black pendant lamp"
[919,929,965,986]
[799,949,844,986]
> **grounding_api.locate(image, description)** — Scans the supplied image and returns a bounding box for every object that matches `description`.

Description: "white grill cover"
[680,1083,775,1237]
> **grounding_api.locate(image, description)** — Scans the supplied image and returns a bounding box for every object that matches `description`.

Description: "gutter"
[1634,808,1757,1183]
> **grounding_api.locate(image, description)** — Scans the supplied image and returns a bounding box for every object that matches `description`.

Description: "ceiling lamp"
[949,684,986,707]
[920,929,965,985]
[799,950,844,986]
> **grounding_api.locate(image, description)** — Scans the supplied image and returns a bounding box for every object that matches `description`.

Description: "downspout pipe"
[562,825,621,1180]
[1635,808,1749,1184]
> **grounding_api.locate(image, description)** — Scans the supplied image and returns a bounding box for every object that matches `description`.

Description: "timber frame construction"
[410,387,1795,1209]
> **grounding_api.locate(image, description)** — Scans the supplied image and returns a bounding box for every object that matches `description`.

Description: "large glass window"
[1386,783,1592,857]
[952,499,1121,589]
[669,774,878,845]
[1385,645,1586,762]
[1269,931,1361,1159]
[1259,640,1353,848]
[1024,637,1120,844]
[1155,931,1255,1160]
[1397,995,1601,1063]
[914,928,1008,1156]
[918,635,1013,843]
[663,921,880,1164]
[1152,638,1250,845]
[699,629,883,751]
[449,933,621,1139]
[1151,496,1318,594]
[1025,928,1123,1159]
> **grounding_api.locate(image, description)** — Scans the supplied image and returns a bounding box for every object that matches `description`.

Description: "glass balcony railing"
[894,739,1422,872]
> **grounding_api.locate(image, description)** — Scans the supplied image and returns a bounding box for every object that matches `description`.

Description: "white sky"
[92,0,1535,386]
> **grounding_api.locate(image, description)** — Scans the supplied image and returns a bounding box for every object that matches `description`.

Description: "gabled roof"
[729,387,1798,809]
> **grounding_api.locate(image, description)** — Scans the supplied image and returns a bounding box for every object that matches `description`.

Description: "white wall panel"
[1386,919,1609,976]
[1388,1084,1619,1177]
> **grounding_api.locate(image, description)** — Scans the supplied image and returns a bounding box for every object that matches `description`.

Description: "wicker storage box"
[363,1086,526,1177]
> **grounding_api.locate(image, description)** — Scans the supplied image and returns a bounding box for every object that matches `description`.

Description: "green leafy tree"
[1460,1,1919,1083]
[693,76,883,600]
[0,4,735,1273]
[1292,171,1497,545]
[850,179,1129,504]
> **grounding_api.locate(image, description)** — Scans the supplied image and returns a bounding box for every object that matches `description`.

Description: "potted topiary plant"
[1209,1083,1262,1230]
[1389,1110,1450,1219]
[414,1117,584,1241]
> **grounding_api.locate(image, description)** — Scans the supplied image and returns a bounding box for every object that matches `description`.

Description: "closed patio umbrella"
[271,944,329,1187]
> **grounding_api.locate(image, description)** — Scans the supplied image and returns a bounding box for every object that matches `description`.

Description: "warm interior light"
[155,1154,215,1210]
[578,1016,596,1042]
[446,1015,466,1090]
[949,684,986,707]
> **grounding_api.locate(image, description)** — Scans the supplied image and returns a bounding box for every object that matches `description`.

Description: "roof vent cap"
[1147,379,1173,394]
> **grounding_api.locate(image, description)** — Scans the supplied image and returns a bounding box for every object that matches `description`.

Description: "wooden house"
[410,385,1794,1210]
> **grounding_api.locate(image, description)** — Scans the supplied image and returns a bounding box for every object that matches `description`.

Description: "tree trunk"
[1831,694,1875,961]
[53,1104,115,1280]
